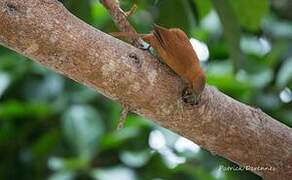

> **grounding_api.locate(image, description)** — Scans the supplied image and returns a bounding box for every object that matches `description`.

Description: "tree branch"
[0,1,291,179]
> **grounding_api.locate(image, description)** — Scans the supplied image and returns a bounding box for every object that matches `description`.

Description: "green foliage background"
[0,0,291,179]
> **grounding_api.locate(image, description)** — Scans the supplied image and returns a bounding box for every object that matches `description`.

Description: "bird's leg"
[182,86,200,105]
[139,44,151,51]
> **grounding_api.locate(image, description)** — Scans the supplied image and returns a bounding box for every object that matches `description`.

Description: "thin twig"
[117,105,130,130]
[99,0,143,47]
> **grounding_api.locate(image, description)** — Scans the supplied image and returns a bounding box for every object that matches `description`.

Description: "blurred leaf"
[257,92,281,110]
[207,61,251,98]
[156,0,195,34]
[48,171,75,180]
[208,74,251,98]
[279,87,292,104]
[62,105,104,156]
[37,73,64,100]
[0,101,51,120]
[229,0,269,31]
[276,58,292,88]
[263,17,292,39]
[264,41,287,68]
[240,36,271,56]
[192,28,210,42]
[63,0,92,23]
[208,41,229,60]
[65,78,97,98]
[206,61,233,75]
[69,86,99,104]
[131,9,154,32]
[236,68,273,89]
[30,61,51,75]
[156,126,179,147]
[48,157,66,171]
[91,166,137,180]
[193,0,212,19]
[0,53,28,71]
[91,1,110,27]
[173,164,215,180]
[125,114,153,128]
[0,72,11,98]
[139,153,171,180]
[48,155,90,172]
[0,47,10,54]
[278,110,292,127]
[211,0,243,71]
[20,73,65,102]
[174,137,201,157]
[120,150,151,168]
[200,11,223,38]
[32,130,61,158]
[100,127,140,150]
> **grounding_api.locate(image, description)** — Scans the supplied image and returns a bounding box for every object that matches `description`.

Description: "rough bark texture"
[0,1,291,179]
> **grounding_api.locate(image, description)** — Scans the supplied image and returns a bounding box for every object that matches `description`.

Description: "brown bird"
[142,25,206,96]
[111,25,206,103]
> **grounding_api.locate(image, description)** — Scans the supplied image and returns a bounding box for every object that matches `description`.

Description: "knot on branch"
[128,52,142,68]
[4,1,18,14]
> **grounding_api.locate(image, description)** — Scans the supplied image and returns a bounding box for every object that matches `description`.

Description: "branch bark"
[0,1,291,179]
